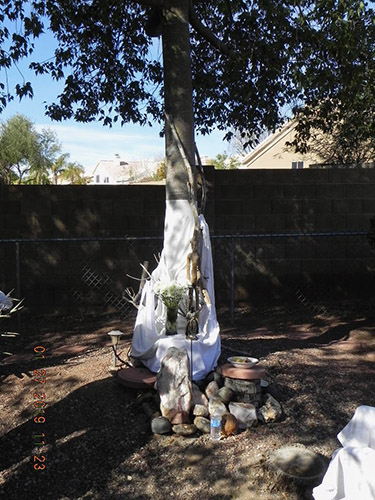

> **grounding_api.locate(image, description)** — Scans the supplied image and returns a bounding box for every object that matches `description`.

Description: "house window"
[291,161,304,169]
[96,175,100,183]
[104,177,109,183]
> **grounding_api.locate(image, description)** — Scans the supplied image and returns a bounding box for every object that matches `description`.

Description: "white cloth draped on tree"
[313,405,375,500]
[131,199,221,381]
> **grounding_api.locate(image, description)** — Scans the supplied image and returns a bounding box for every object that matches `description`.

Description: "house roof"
[91,160,128,182]
[90,159,159,183]
[241,120,297,168]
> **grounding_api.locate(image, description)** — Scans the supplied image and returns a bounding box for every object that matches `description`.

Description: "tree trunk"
[131,0,221,380]
[162,0,196,202]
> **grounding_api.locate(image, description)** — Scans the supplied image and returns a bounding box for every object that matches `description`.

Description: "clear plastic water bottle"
[210,414,222,441]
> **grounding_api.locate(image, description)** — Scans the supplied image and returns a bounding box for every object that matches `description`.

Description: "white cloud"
[34,121,229,171]
[35,122,165,171]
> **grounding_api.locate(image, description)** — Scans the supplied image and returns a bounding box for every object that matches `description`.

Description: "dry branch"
[123,261,150,309]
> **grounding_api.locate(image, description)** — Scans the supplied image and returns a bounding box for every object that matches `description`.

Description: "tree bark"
[162,0,196,202]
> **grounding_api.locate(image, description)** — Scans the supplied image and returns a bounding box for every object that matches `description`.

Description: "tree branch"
[188,0,236,58]
[123,261,150,309]
[132,0,236,58]
[225,0,233,24]
[130,0,163,8]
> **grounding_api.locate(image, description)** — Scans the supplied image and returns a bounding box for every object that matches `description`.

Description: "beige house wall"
[241,122,321,169]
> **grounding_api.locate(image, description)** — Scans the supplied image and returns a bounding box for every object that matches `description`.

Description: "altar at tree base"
[131,199,221,381]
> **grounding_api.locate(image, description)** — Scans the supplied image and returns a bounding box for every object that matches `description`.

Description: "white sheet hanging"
[313,406,375,500]
[337,405,375,449]
[131,199,221,381]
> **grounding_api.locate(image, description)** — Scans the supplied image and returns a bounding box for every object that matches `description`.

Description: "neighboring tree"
[34,127,62,180]
[27,128,64,183]
[59,162,90,185]
[152,158,167,181]
[288,110,375,165]
[212,153,240,170]
[0,166,7,184]
[26,168,51,185]
[0,114,63,184]
[0,114,43,184]
[50,153,70,185]
[286,2,375,160]
[226,128,271,157]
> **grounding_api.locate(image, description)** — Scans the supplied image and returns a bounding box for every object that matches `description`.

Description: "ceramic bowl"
[227,356,259,369]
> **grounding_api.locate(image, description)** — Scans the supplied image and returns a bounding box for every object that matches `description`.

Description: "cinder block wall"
[0,184,166,238]
[1,167,375,313]
[210,168,375,304]
[2,168,373,238]
[0,185,166,314]
[211,168,375,233]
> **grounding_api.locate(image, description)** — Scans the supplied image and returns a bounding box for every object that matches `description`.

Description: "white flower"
[153,280,187,309]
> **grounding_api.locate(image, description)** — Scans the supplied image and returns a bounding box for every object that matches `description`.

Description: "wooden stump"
[265,445,329,497]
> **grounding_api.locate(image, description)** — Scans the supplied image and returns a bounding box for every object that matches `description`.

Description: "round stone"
[217,386,234,405]
[208,397,227,417]
[205,380,220,399]
[194,416,210,434]
[193,404,209,417]
[151,416,172,435]
[258,394,283,423]
[172,423,197,436]
[222,413,238,436]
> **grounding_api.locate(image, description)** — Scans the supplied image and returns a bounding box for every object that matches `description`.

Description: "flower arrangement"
[153,280,187,310]
[153,280,188,335]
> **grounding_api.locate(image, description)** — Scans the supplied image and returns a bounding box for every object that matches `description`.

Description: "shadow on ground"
[0,376,147,500]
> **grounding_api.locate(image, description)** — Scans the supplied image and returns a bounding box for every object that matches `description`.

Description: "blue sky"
[0,27,230,175]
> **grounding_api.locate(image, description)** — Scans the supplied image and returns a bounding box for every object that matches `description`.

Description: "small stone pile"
[138,347,283,437]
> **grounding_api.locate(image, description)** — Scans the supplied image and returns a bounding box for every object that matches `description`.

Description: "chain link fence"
[211,230,375,321]
[0,231,374,324]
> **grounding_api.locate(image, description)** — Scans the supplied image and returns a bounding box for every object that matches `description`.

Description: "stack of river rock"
[137,347,283,437]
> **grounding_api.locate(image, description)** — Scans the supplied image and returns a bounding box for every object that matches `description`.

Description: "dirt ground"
[1,305,375,500]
